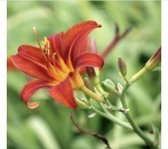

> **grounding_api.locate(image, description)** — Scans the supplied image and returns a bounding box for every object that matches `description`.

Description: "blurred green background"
[7,1,161,149]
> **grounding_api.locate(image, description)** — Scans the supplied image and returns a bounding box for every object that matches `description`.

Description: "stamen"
[43,37,50,56]
[32,27,42,49]
[52,53,57,67]
[43,45,47,54]
[44,37,50,48]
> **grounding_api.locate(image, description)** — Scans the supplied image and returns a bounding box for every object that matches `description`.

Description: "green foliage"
[7,1,160,149]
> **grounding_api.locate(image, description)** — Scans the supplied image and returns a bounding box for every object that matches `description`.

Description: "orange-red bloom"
[11,21,104,110]
[7,57,16,70]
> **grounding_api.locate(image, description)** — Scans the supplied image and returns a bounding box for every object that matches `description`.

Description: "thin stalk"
[81,86,103,102]
[91,105,133,131]
[120,84,157,149]
[129,67,147,84]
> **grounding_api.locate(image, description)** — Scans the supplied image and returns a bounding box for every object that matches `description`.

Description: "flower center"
[32,27,85,89]
[42,37,71,85]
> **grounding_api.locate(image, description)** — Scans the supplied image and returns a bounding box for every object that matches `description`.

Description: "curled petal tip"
[27,101,40,109]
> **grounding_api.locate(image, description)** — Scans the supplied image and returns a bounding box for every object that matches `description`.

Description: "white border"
[0,1,166,149]
[0,1,7,149]
[162,1,168,149]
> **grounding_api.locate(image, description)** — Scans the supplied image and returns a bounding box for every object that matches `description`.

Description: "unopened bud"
[86,67,99,85]
[130,47,161,84]
[86,67,107,98]
[83,77,93,90]
[145,47,161,71]
[118,57,127,76]
[102,79,116,92]
[75,98,89,109]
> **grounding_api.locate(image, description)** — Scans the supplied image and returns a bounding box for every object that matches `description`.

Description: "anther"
[43,37,50,56]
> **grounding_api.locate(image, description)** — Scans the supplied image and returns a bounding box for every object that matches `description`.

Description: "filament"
[52,53,57,67]
[32,27,42,49]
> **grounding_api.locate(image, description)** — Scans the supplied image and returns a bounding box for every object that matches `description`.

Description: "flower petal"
[11,55,53,81]
[7,57,16,70]
[48,77,77,109]
[88,38,98,53]
[18,45,46,67]
[62,21,101,60]
[75,52,104,69]
[21,80,49,109]
[70,35,89,64]
[47,32,63,57]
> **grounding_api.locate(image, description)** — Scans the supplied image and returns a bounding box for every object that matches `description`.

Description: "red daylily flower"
[11,21,104,110]
[7,57,16,70]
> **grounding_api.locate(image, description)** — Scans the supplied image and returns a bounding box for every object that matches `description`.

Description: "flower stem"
[81,86,103,102]
[91,105,133,131]
[129,67,148,84]
[120,84,157,149]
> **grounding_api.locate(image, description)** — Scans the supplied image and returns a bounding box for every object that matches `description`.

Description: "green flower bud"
[102,79,116,92]
[86,67,99,85]
[145,47,161,71]
[83,77,93,91]
[118,57,127,76]
[130,47,161,84]
[75,98,89,109]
